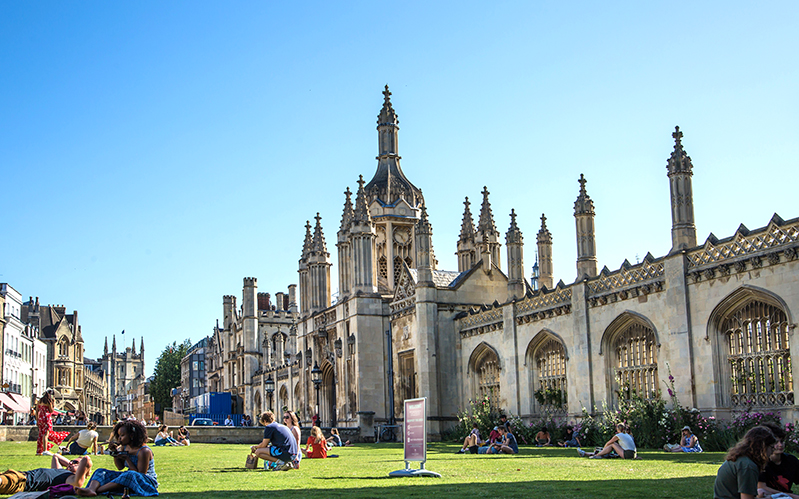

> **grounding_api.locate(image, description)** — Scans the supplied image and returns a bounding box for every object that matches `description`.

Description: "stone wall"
[0,425,364,444]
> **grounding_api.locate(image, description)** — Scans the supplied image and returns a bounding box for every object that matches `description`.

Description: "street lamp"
[265,374,275,411]
[311,362,322,427]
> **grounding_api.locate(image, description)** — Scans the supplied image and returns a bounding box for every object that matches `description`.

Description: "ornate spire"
[112,334,116,353]
[574,174,595,215]
[537,213,552,243]
[340,187,354,230]
[667,126,694,175]
[301,220,313,259]
[477,186,497,234]
[311,213,328,254]
[417,203,432,235]
[377,84,398,126]
[104,337,108,355]
[140,336,144,355]
[459,197,475,240]
[132,337,136,353]
[353,175,371,224]
[506,209,523,244]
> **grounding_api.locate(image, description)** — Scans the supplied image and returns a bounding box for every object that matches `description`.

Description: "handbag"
[245,453,258,469]
[48,483,75,497]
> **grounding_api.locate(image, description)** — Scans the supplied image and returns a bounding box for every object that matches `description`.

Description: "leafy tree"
[150,339,191,416]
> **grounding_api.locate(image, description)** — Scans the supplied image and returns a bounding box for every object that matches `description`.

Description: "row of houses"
[1,283,152,425]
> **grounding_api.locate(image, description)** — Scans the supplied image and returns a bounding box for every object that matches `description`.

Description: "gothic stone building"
[101,334,145,418]
[215,88,799,436]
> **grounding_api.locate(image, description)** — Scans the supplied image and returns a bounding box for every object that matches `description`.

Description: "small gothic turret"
[477,187,502,268]
[112,334,116,353]
[574,174,598,279]
[308,213,332,313]
[536,213,554,289]
[298,221,313,314]
[505,209,525,299]
[350,176,377,294]
[667,126,697,251]
[457,197,477,271]
[140,336,144,356]
[132,337,136,354]
[415,205,435,285]
[337,187,354,297]
[104,337,108,356]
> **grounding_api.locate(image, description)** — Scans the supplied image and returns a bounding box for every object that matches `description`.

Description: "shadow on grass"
[154,477,715,499]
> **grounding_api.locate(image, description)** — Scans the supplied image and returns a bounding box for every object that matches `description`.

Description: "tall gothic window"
[471,344,500,409]
[725,300,792,408]
[613,322,658,402]
[532,337,567,415]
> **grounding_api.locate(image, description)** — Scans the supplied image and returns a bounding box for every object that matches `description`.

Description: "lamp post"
[311,362,322,427]
[265,374,275,412]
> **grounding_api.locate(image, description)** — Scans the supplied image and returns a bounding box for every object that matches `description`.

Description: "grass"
[0,441,723,498]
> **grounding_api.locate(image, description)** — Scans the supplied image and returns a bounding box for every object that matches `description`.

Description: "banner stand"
[388,397,441,478]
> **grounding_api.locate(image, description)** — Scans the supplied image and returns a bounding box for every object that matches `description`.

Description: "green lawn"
[1,441,722,498]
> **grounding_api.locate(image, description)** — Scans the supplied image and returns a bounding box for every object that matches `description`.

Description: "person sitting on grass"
[284,411,303,469]
[535,426,552,446]
[75,419,158,497]
[714,426,776,499]
[251,411,299,471]
[154,425,179,446]
[757,422,799,498]
[175,426,191,446]
[326,427,353,448]
[488,426,518,455]
[457,423,484,454]
[0,454,94,495]
[558,425,581,448]
[665,426,703,453]
[302,426,328,459]
[64,421,100,455]
[578,423,637,459]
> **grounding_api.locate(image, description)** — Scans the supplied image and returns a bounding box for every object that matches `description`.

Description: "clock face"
[394,227,411,245]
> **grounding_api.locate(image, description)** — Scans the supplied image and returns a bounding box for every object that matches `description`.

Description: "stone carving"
[687,217,799,268]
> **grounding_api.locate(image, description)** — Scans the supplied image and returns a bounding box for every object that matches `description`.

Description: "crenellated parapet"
[514,285,572,324]
[686,214,799,283]
[458,305,504,338]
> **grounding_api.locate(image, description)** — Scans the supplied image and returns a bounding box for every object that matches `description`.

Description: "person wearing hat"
[666,426,702,452]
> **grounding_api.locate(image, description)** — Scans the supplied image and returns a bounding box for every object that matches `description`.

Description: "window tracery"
[613,323,658,402]
[725,300,792,407]
[532,338,567,415]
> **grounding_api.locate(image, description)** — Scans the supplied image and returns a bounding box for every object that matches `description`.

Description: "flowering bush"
[450,395,501,442]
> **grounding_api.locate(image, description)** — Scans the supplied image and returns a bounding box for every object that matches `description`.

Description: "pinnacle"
[574,174,595,215]
[378,84,398,126]
[353,175,371,223]
[459,197,475,240]
[478,186,497,234]
[667,125,693,175]
[340,187,354,230]
[311,213,328,254]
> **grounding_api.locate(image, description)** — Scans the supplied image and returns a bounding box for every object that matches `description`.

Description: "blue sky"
[2,1,797,373]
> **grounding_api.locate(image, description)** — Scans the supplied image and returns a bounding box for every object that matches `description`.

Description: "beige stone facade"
[211,88,798,436]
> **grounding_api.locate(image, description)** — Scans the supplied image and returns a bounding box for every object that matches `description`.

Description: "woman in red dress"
[36,391,70,455]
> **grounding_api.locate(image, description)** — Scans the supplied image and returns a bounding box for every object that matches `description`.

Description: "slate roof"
[407,269,466,288]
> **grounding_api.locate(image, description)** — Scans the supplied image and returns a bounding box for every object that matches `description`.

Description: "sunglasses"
[283,416,290,420]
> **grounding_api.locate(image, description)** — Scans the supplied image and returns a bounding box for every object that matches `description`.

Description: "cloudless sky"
[2,1,797,374]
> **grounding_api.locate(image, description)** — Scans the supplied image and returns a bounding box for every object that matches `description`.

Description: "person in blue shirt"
[251,411,299,471]
[488,426,518,454]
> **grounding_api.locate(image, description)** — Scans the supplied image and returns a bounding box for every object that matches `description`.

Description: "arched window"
[725,300,792,408]
[609,319,658,403]
[58,338,69,357]
[470,344,501,409]
[529,335,567,415]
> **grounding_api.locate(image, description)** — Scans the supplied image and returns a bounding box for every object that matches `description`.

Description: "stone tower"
[574,174,598,279]
[456,197,477,271]
[536,213,554,289]
[505,209,525,299]
[364,85,423,294]
[308,213,332,313]
[476,187,501,269]
[337,187,354,297]
[667,126,697,252]
[350,176,378,295]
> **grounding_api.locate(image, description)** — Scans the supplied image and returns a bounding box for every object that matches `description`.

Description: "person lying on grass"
[487,426,518,454]
[302,426,328,459]
[0,454,93,495]
[456,422,484,454]
[75,419,158,497]
[251,410,299,471]
[714,426,776,499]
[757,422,799,499]
[578,423,637,459]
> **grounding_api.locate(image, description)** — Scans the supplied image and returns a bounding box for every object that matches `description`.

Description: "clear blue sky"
[2,1,797,374]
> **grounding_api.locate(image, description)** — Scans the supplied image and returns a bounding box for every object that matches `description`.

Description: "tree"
[150,339,191,416]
